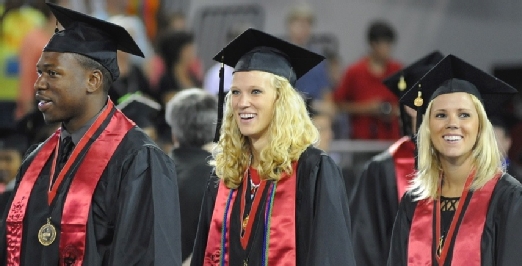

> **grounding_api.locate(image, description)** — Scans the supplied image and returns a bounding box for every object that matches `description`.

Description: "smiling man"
[0,3,181,265]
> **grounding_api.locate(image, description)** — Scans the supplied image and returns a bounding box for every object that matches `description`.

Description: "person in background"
[334,20,402,140]
[0,0,48,129]
[155,30,201,104]
[154,30,202,147]
[0,4,181,265]
[15,0,69,120]
[286,4,334,116]
[107,15,153,101]
[191,28,355,265]
[0,129,28,212]
[388,54,522,265]
[165,88,217,264]
[491,115,522,182]
[149,11,203,90]
[348,51,443,266]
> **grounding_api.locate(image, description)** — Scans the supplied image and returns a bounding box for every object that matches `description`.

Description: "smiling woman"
[191,28,356,266]
[387,55,522,266]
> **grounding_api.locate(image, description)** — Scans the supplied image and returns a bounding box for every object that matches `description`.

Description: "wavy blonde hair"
[211,73,319,189]
[411,93,504,200]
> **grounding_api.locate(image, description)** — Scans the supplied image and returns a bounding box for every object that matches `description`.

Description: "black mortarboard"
[400,54,518,134]
[212,28,324,141]
[44,3,144,81]
[384,51,444,99]
[213,28,324,86]
[383,51,444,135]
[117,93,161,128]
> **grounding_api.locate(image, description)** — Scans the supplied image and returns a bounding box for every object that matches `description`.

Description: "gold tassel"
[398,75,407,91]
[414,86,423,107]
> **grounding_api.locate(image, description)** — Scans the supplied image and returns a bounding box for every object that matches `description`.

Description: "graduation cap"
[211,28,325,141]
[117,93,161,129]
[43,3,144,81]
[400,54,518,134]
[383,51,444,135]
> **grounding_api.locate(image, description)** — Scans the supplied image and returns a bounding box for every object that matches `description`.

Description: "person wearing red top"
[334,20,402,140]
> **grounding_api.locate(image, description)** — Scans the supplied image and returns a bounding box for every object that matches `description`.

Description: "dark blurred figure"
[154,30,202,146]
[0,129,28,214]
[117,93,161,143]
[107,15,153,100]
[155,31,201,104]
[334,20,402,140]
[491,115,522,182]
[165,88,217,264]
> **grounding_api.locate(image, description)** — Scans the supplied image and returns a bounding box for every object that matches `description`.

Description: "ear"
[86,69,103,93]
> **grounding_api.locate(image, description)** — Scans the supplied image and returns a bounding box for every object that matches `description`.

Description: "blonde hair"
[211,73,319,189]
[411,93,504,200]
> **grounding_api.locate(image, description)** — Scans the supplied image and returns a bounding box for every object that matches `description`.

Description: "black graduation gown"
[0,112,182,265]
[348,149,401,266]
[190,147,356,266]
[387,174,522,266]
[170,146,213,262]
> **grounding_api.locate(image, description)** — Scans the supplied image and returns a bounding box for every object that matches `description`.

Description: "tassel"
[214,59,225,142]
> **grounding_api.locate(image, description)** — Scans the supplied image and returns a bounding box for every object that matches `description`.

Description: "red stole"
[6,101,134,266]
[204,163,298,266]
[407,175,500,266]
[389,136,416,202]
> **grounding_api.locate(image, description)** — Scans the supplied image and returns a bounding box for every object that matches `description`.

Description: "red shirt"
[334,57,402,140]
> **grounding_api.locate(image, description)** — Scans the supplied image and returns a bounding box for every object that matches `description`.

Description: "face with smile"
[230,71,277,142]
[429,92,480,164]
[35,52,92,131]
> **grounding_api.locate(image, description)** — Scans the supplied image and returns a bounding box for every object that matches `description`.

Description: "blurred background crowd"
[2,0,522,208]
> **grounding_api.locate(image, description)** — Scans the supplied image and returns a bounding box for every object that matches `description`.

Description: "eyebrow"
[433,108,473,112]
[36,63,56,69]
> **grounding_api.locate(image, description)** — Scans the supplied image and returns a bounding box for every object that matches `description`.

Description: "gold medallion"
[38,217,57,246]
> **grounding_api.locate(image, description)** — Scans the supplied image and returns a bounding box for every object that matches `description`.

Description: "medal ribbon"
[435,169,475,265]
[239,168,267,249]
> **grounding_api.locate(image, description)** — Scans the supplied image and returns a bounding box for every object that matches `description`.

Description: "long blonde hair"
[411,93,504,200]
[211,73,319,189]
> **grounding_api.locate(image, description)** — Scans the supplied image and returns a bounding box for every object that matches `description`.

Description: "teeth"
[444,136,462,141]
[240,113,255,119]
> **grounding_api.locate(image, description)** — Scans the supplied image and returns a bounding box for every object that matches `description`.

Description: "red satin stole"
[389,136,416,202]
[204,163,298,266]
[6,102,134,266]
[407,176,500,266]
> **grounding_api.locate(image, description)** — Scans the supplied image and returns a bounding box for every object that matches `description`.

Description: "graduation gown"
[387,174,522,266]
[348,137,414,266]
[190,147,356,266]
[171,146,213,262]
[0,109,182,265]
